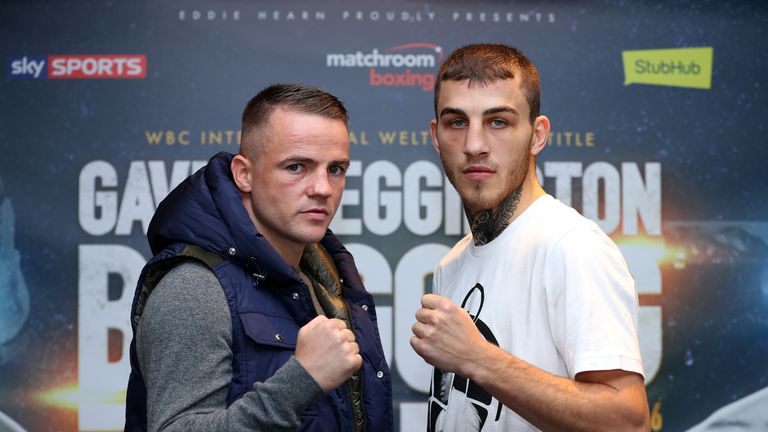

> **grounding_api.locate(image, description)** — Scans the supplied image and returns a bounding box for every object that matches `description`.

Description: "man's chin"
[459,192,498,213]
[305,227,331,244]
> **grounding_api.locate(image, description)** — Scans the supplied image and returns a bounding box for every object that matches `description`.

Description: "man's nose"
[464,122,489,157]
[308,170,333,198]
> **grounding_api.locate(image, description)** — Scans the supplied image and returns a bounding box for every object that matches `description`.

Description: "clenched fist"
[295,316,362,392]
[410,294,489,377]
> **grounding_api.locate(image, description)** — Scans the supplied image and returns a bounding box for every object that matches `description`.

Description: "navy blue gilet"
[125,238,394,431]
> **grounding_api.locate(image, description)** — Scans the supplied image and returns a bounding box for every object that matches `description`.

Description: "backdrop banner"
[1,1,767,431]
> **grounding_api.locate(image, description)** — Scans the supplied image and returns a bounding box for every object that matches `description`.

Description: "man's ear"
[530,115,550,156]
[429,119,441,155]
[231,154,252,193]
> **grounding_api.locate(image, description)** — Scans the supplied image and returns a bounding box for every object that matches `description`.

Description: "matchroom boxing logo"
[7,54,147,80]
[325,43,443,91]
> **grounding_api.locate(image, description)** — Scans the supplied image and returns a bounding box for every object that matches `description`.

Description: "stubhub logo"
[8,55,147,80]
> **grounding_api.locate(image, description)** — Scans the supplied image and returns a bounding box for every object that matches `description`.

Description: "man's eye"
[329,165,346,176]
[287,164,302,172]
[489,119,507,128]
[449,119,467,128]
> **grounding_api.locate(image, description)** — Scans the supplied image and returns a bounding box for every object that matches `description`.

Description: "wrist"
[463,339,501,384]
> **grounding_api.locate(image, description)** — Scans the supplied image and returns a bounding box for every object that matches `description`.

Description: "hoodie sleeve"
[136,261,324,432]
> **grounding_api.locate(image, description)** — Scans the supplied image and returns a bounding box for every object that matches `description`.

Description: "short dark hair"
[434,44,541,123]
[240,83,348,153]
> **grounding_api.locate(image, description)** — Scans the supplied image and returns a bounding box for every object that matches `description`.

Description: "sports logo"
[325,43,442,91]
[8,55,147,80]
[7,56,47,80]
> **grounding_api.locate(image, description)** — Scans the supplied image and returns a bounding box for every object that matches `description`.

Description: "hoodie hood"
[147,151,298,285]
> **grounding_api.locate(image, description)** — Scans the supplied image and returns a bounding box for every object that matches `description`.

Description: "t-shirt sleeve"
[544,228,644,379]
[136,261,325,432]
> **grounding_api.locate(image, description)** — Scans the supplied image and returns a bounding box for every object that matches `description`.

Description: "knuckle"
[409,336,419,350]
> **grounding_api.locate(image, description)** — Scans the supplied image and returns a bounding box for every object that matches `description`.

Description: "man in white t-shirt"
[410,44,650,431]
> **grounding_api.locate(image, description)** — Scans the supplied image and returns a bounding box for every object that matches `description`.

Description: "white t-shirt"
[427,195,644,432]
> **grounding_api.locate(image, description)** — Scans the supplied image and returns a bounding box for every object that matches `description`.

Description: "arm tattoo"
[467,187,522,246]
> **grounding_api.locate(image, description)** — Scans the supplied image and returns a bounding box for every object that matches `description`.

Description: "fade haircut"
[240,83,349,155]
[434,44,541,124]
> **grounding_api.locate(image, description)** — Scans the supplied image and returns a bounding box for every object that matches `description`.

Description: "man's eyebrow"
[439,106,520,118]
[277,156,350,167]
[439,107,466,118]
[484,106,520,117]
[277,155,314,165]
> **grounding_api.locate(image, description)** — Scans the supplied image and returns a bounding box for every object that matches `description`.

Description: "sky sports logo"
[7,55,147,80]
[326,43,442,91]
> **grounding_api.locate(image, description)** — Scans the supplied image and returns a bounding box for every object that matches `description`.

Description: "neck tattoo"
[467,187,522,246]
